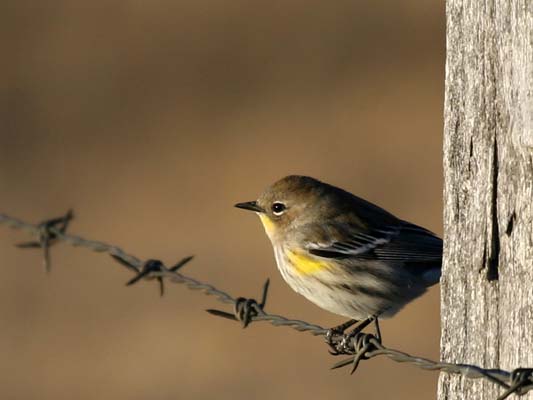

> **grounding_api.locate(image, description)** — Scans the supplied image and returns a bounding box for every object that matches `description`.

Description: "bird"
[235,175,442,352]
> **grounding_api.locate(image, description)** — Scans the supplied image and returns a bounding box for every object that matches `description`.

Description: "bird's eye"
[271,202,286,216]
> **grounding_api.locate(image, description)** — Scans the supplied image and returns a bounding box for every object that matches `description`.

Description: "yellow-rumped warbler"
[235,175,441,348]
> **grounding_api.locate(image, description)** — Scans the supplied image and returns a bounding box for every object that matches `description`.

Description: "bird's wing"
[306,225,399,259]
[371,222,442,264]
[306,221,442,266]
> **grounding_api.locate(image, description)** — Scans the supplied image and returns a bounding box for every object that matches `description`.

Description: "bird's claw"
[325,316,380,356]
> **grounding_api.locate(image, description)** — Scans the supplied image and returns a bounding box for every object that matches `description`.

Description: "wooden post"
[439,0,532,399]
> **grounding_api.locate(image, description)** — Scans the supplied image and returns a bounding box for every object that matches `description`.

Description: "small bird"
[235,175,442,348]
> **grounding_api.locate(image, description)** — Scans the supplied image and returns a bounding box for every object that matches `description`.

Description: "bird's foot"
[325,319,358,355]
[326,316,381,355]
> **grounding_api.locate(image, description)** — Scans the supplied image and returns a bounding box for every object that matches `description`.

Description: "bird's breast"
[286,250,332,275]
[272,246,331,277]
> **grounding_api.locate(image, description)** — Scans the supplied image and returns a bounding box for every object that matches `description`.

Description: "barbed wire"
[1,210,532,400]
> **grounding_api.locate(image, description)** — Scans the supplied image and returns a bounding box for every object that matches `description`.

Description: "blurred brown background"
[0,1,444,399]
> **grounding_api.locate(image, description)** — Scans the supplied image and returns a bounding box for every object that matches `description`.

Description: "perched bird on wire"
[235,175,442,353]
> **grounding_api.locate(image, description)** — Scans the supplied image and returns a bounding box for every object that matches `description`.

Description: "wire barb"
[110,255,193,296]
[207,278,270,328]
[14,209,74,273]
[2,211,533,399]
[330,332,380,373]
[498,369,533,400]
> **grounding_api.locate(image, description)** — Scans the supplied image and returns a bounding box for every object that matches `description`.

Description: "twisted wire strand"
[0,213,326,334]
[1,212,531,399]
[367,339,510,385]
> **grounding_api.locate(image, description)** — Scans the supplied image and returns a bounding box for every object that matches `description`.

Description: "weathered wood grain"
[439,0,532,399]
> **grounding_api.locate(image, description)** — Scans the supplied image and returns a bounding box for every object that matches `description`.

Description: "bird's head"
[235,175,340,241]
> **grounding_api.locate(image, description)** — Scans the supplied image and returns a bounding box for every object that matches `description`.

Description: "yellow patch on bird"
[287,250,331,275]
[258,214,276,237]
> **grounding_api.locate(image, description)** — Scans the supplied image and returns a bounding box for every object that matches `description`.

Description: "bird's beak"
[234,201,265,213]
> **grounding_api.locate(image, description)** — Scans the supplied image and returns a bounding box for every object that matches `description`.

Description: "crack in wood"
[487,135,500,281]
[506,211,516,236]
[468,136,474,172]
